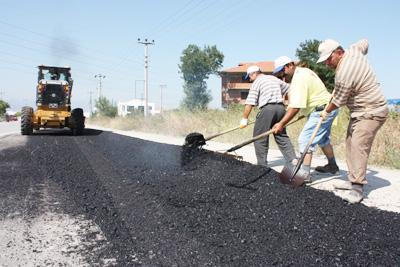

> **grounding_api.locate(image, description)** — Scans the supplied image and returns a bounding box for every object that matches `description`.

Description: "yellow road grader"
[21,65,85,135]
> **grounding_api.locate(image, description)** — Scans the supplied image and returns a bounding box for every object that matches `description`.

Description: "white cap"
[317,39,340,63]
[244,65,261,80]
[273,56,293,74]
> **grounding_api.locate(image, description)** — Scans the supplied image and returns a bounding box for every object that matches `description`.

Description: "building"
[117,98,157,117]
[219,61,274,107]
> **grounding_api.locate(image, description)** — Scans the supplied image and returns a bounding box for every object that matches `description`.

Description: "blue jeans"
[298,109,339,153]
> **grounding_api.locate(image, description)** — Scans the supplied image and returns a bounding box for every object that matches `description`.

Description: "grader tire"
[21,106,34,135]
[71,108,85,136]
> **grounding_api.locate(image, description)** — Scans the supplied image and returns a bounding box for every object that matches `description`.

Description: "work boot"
[315,163,339,174]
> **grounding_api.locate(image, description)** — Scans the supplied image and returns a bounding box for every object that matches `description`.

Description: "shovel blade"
[279,163,305,188]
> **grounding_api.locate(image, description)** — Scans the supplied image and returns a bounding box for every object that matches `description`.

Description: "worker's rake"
[183,122,255,150]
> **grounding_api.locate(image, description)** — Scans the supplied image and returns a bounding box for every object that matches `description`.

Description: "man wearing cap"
[317,39,388,203]
[271,56,339,182]
[239,65,297,168]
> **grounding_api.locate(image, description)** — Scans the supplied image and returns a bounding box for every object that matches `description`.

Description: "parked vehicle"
[5,111,18,122]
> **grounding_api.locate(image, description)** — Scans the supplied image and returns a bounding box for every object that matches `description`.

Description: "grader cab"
[21,65,85,135]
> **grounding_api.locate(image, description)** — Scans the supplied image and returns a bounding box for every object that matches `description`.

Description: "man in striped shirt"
[271,56,339,183]
[239,65,297,168]
[317,39,389,204]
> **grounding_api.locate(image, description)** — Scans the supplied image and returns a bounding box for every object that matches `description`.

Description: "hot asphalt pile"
[1,129,400,266]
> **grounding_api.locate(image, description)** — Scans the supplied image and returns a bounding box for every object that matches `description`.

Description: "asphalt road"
[1,123,399,266]
[0,120,19,136]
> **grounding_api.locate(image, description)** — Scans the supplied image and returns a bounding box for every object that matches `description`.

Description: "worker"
[317,39,388,203]
[239,65,297,168]
[271,56,339,183]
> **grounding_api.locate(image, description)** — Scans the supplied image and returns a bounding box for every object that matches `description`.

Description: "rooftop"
[220,61,274,74]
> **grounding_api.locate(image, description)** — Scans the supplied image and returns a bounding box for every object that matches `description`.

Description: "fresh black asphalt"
[0,128,399,266]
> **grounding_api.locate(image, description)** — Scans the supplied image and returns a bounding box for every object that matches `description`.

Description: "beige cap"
[317,39,340,63]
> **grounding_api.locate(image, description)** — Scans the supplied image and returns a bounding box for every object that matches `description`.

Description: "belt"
[260,102,283,109]
[314,104,326,112]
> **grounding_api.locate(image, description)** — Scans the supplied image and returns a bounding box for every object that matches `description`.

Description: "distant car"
[5,113,18,122]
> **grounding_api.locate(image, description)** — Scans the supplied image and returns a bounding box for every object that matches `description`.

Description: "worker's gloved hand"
[320,110,330,121]
[239,118,248,129]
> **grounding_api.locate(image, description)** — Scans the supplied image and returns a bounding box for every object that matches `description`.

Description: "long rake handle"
[204,121,255,141]
[225,115,306,153]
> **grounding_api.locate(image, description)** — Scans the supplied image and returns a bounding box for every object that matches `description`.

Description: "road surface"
[1,122,399,266]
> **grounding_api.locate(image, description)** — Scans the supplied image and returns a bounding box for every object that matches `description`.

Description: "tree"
[94,96,118,117]
[179,44,224,110]
[0,100,10,116]
[296,39,335,91]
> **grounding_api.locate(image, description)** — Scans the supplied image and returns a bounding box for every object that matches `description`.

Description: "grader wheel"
[21,106,34,135]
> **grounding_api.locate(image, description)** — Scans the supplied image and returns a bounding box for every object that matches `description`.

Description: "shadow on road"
[309,168,391,199]
[32,128,104,136]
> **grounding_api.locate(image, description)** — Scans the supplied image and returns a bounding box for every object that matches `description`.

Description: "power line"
[146,0,201,37]
[151,0,218,41]
[0,20,144,66]
[0,37,143,77]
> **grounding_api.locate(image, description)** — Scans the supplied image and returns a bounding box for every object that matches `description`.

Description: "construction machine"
[21,65,85,135]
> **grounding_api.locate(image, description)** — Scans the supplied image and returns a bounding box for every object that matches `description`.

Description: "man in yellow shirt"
[271,56,339,182]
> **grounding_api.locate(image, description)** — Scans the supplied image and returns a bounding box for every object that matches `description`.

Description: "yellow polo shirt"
[288,67,331,116]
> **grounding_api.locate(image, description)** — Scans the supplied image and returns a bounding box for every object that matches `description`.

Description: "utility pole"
[159,84,166,114]
[94,74,106,99]
[89,90,94,116]
[135,80,145,99]
[0,90,4,100]
[138,38,155,117]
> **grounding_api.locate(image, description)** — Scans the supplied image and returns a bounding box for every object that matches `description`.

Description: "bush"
[94,96,117,118]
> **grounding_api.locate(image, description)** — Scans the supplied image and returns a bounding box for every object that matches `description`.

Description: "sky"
[1,0,399,112]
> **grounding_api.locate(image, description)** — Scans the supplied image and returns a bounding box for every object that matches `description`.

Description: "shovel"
[280,91,336,188]
[223,115,306,153]
[184,121,255,149]
[279,116,324,188]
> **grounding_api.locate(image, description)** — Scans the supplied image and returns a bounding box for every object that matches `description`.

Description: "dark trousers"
[253,104,297,167]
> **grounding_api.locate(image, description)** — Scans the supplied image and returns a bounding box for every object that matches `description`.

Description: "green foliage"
[0,100,10,116]
[179,44,224,110]
[94,96,118,117]
[296,39,336,91]
[389,109,400,119]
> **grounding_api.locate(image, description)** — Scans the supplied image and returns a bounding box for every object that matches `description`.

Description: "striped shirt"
[245,74,289,108]
[333,39,387,117]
